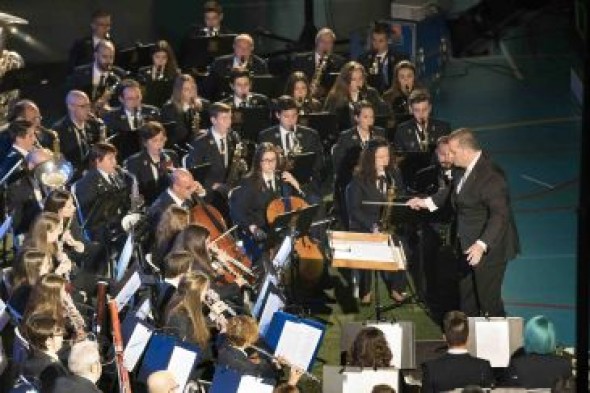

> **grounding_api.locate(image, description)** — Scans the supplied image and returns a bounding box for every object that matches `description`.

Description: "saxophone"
[369,53,379,75]
[226,140,248,187]
[190,99,202,138]
[309,53,329,98]
[379,176,396,233]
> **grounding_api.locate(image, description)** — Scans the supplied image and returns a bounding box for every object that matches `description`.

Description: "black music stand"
[186,162,211,184]
[118,42,156,73]
[395,151,434,188]
[288,151,316,186]
[181,34,237,72]
[268,203,319,304]
[251,74,282,98]
[232,107,272,142]
[298,112,338,146]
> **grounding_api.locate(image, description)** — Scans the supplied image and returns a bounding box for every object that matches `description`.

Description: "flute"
[249,345,321,383]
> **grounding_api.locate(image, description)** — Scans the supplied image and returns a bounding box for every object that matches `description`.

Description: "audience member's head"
[147,370,179,393]
[68,340,102,384]
[443,310,469,348]
[350,327,393,367]
[372,384,396,393]
[274,384,300,393]
[524,315,557,355]
[225,315,259,348]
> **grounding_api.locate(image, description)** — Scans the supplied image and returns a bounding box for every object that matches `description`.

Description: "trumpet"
[369,53,380,75]
[249,345,321,383]
[203,289,236,325]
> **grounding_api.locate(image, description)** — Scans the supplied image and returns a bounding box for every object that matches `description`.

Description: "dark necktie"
[219,138,227,166]
[109,174,120,189]
[133,112,139,129]
[378,175,387,195]
[285,132,292,153]
[267,180,274,192]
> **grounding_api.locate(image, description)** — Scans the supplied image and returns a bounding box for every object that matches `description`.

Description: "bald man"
[0,99,43,158]
[147,370,178,393]
[6,148,53,235]
[147,168,205,227]
[52,90,103,172]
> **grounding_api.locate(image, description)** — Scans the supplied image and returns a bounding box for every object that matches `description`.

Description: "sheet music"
[258,292,284,337]
[475,320,510,367]
[274,320,322,370]
[116,233,134,282]
[253,274,278,318]
[272,235,292,269]
[123,322,153,371]
[369,323,403,368]
[135,298,151,320]
[168,346,198,392]
[0,216,12,239]
[342,369,399,393]
[0,299,10,332]
[115,271,142,311]
[332,240,395,262]
[237,376,274,393]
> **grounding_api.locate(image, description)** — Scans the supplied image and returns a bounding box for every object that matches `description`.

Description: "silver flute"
[249,345,321,383]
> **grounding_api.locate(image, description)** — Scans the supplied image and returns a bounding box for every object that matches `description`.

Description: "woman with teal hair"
[500,315,572,388]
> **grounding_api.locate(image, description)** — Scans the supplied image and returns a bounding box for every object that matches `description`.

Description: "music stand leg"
[374,269,382,321]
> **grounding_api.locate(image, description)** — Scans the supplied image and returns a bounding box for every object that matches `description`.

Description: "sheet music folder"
[289,151,316,185]
[181,34,236,70]
[210,365,275,393]
[466,317,524,368]
[323,366,400,393]
[263,311,325,372]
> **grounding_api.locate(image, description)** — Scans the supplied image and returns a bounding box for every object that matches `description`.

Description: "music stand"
[251,74,281,98]
[118,42,156,73]
[287,151,316,186]
[186,162,212,184]
[232,107,272,142]
[180,34,237,71]
[298,112,338,146]
[395,151,434,186]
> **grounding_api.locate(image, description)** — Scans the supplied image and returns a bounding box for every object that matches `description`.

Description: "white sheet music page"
[115,271,142,311]
[332,240,395,262]
[123,322,153,371]
[253,274,278,318]
[369,323,403,368]
[237,375,275,393]
[342,369,399,393]
[116,233,134,282]
[0,299,10,331]
[475,320,510,367]
[168,346,198,392]
[274,320,322,370]
[272,235,292,270]
[135,298,151,320]
[258,292,284,337]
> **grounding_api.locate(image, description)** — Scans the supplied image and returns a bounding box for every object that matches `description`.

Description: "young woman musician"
[8,248,53,317]
[153,205,190,271]
[137,40,180,108]
[160,73,210,150]
[346,137,407,304]
[324,61,388,131]
[350,327,393,367]
[382,60,422,124]
[283,71,322,115]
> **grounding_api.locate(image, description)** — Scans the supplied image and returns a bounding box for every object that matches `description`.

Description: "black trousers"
[458,254,508,317]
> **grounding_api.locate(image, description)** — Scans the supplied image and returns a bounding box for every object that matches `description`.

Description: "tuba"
[34,155,74,190]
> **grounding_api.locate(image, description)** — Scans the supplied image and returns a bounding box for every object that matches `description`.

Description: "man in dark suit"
[124,121,179,206]
[291,28,346,98]
[52,90,103,175]
[74,142,131,242]
[184,1,232,38]
[208,34,268,99]
[102,79,160,161]
[408,128,520,317]
[66,40,127,109]
[422,311,495,391]
[52,339,103,393]
[5,148,52,236]
[0,120,37,184]
[220,70,269,109]
[358,22,408,94]
[67,9,114,72]
[258,96,324,196]
[0,99,44,158]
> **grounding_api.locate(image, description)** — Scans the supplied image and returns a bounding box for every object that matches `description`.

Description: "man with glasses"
[68,9,115,72]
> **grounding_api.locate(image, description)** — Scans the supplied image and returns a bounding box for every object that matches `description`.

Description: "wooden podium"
[328,231,406,271]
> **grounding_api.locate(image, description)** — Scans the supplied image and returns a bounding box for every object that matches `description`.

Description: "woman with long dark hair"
[153,205,190,270]
[283,71,322,115]
[137,40,180,107]
[346,137,407,304]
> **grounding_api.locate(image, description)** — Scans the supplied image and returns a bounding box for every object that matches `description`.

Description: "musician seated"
[184,1,231,39]
[358,22,408,94]
[230,142,304,249]
[220,69,270,109]
[209,34,269,97]
[136,40,180,108]
[160,74,211,150]
[148,169,204,230]
[5,148,52,237]
[0,120,37,185]
[333,101,386,228]
[153,251,193,323]
[349,327,393,367]
[66,40,127,111]
[8,248,52,317]
[186,102,240,215]
[125,121,179,206]
[147,370,179,393]
[152,205,190,270]
[67,9,115,72]
[345,138,407,304]
[499,315,572,388]
[382,60,423,124]
[0,99,42,158]
[258,96,324,196]
[284,71,323,115]
[102,79,160,160]
[217,315,280,381]
[394,89,450,153]
[21,312,69,392]
[291,27,346,99]
[324,61,389,132]
[43,189,107,281]
[421,311,495,392]
[51,339,102,393]
[74,142,131,242]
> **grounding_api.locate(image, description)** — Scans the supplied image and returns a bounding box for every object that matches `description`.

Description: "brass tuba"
[34,155,74,190]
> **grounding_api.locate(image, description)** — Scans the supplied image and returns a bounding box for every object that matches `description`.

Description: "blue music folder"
[210,366,275,393]
[263,311,326,372]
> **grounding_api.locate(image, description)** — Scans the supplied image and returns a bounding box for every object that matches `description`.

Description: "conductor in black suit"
[408,128,520,317]
[52,90,103,175]
[66,40,126,110]
[421,311,494,391]
[291,27,346,98]
[102,79,160,160]
[67,9,114,72]
[124,121,179,206]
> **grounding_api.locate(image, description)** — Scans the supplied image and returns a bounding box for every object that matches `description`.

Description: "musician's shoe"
[390,290,408,303]
[360,293,372,305]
